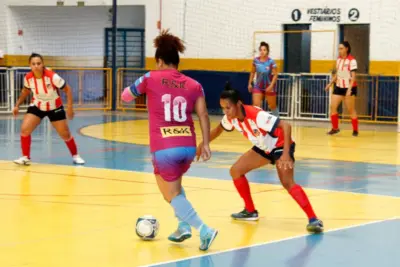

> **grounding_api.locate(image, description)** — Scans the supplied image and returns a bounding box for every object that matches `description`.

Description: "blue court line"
[142,218,400,267]
[0,115,399,197]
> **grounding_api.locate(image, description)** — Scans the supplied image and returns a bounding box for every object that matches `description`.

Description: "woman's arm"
[267,67,278,92]
[347,71,356,96]
[248,65,256,86]
[62,84,75,119]
[210,124,224,142]
[15,88,31,108]
[248,65,256,92]
[194,96,210,146]
[325,73,337,91]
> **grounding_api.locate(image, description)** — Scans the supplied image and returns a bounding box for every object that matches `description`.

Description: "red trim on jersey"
[33,77,39,95]
[347,55,357,87]
[46,102,50,111]
[55,97,62,108]
[44,69,57,89]
[37,101,41,110]
[340,59,345,88]
[236,120,248,139]
[41,77,48,94]
[25,72,33,89]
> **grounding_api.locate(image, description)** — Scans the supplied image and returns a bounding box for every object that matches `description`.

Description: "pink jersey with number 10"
[126,69,205,153]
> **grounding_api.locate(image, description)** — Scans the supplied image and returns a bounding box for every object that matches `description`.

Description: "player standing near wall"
[248,42,279,117]
[325,41,359,136]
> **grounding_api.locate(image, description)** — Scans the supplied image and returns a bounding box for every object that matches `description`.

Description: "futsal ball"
[135,215,159,240]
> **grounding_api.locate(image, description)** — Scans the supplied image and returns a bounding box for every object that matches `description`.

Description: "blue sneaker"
[168,222,192,243]
[307,218,324,233]
[199,226,218,251]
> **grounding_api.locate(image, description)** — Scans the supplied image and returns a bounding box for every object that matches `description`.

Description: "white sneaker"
[13,156,31,166]
[72,155,85,165]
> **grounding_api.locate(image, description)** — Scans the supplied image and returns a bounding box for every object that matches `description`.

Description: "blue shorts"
[151,146,196,182]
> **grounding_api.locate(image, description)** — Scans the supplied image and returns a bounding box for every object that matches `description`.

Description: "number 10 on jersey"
[161,94,187,122]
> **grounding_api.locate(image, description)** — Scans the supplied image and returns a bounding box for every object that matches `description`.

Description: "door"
[283,24,311,73]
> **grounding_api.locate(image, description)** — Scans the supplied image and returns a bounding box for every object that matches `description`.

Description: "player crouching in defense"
[196,82,323,233]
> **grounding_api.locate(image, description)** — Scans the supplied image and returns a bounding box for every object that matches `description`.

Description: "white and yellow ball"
[135,215,159,240]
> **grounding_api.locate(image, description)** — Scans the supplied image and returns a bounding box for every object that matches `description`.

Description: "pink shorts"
[151,146,196,182]
[253,87,277,96]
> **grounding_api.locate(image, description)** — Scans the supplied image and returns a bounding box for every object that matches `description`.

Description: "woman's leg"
[230,147,270,220]
[344,91,358,136]
[252,91,264,108]
[266,92,279,117]
[14,111,42,164]
[328,94,345,134]
[275,150,323,233]
[51,116,84,164]
[153,147,218,251]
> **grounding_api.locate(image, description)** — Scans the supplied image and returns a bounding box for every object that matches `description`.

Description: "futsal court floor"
[0,111,399,267]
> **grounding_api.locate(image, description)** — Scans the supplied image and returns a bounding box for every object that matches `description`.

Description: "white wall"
[3,0,398,64]
[2,0,160,62]
[6,6,144,57]
[160,0,400,61]
[0,1,8,56]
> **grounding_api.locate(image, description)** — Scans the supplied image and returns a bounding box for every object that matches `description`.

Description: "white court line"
[139,217,400,267]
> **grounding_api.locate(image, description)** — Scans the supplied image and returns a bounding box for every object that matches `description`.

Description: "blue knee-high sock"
[171,192,205,231]
[176,188,186,223]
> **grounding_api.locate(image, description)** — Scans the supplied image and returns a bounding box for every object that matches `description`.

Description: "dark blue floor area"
[0,114,399,197]
[150,219,400,267]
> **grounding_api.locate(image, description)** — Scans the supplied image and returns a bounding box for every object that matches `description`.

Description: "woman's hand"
[277,153,294,170]
[196,142,212,162]
[12,106,19,117]
[248,84,253,93]
[67,107,74,120]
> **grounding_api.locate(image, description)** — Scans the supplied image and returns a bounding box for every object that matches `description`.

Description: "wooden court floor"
[0,112,399,267]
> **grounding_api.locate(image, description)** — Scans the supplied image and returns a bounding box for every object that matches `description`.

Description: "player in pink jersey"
[196,82,323,234]
[121,30,218,251]
[12,53,84,165]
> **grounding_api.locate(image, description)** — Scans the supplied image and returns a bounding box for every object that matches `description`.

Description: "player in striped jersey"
[196,82,323,234]
[325,41,359,136]
[13,53,85,165]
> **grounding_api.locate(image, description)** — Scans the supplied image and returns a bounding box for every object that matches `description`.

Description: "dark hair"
[340,41,351,54]
[29,53,44,63]
[154,29,185,67]
[259,41,269,53]
[220,81,242,104]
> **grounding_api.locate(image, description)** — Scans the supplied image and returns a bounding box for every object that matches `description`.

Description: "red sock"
[233,176,255,212]
[65,137,78,156]
[289,184,316,220]
[21,135,31,159]
[351,118,358,132]
[331,113,339,129]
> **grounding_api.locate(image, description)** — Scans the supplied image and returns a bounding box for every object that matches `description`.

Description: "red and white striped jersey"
[24,68,66,111]
[220,105,293,153]
[336,55,357,88]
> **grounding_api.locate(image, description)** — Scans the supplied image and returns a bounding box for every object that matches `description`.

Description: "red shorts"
[252,87,276,96]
